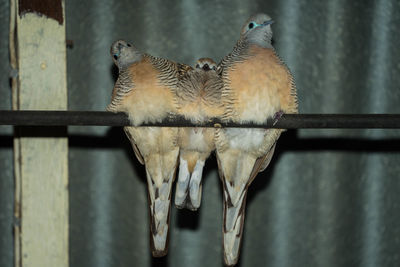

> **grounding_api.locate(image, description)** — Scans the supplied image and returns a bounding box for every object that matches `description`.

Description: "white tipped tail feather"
[175,156,205,211]
[223,188,247,266]
[146,153,178,257]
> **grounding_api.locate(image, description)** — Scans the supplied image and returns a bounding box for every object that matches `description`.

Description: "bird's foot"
[272,110,284,126]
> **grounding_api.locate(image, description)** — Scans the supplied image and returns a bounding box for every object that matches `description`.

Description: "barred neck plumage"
[145,54,193,114]
[117,67,134,89]
[145,54,180,88]
[107,67,134,112]
[217,38,251,75]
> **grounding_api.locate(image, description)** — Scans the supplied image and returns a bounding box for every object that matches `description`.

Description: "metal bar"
[1,110,400,128]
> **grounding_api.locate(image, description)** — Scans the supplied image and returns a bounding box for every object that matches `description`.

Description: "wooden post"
[12,0,69,266]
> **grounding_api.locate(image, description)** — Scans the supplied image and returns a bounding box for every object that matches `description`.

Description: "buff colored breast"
[226,45,295,123]
[122,57,178,125]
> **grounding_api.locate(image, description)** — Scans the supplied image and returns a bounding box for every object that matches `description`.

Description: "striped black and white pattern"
[107,67,134,112]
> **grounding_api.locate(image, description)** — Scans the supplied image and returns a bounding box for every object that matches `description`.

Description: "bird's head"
[240,13,274,47]
[110,40,142,68]
[195,57,217,71]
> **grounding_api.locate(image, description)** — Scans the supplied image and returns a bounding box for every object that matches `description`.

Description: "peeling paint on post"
[19,0,64,25]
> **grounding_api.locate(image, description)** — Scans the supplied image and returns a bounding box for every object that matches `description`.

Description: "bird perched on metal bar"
[215,14,298,266]
[107,40,192,257]
[174,58,223,210]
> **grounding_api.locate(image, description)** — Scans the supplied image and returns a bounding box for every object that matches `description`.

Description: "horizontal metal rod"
[1,111,400,128]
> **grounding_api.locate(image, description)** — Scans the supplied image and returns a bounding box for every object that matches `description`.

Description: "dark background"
[1,0,400,266]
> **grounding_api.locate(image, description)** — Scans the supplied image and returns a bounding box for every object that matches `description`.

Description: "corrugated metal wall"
[1,0,400,266]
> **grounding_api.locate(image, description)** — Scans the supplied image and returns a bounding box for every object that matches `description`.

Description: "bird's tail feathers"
[175,156,205,211]
[188,159,205,209]
[146,166,176,257]
[223,181,248,266]
[175,157,190,209]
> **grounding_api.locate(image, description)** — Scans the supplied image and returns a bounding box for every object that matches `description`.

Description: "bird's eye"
[195,64,200,68]
[127,43,132,47]
[113,55,118,60]
[248,22,255,29]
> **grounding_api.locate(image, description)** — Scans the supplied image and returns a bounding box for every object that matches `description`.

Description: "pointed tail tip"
[150,231,169,257]
[151,248,168,257]
[149,200,170,258]
[224,252,239,266]
[224,257,239,267]
[223,232,241,266]
[222,192,247,267]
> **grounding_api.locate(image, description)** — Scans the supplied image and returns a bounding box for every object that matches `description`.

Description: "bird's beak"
[262,20,274,26]
[202,64,211,71]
